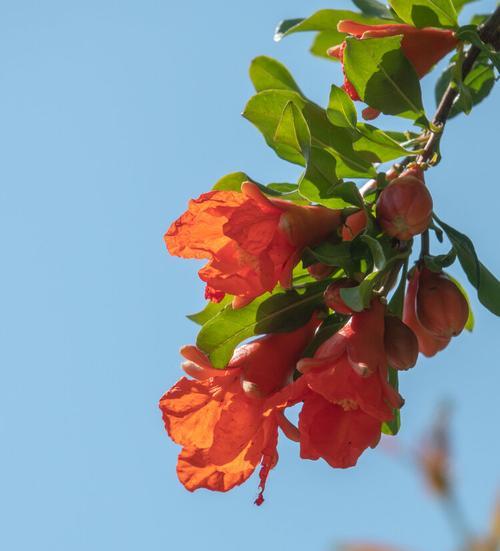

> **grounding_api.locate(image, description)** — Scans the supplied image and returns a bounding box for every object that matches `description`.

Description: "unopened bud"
[376,171,433,240]
[417,270,469,338]
[384,315,418,371]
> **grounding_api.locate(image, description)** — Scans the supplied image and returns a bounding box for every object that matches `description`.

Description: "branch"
[360,6,500,198]
[418,6,500,164]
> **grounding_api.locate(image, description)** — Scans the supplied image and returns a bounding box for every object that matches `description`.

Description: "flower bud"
[384,315,418,371]
[307,263,334,281]
[342,210,367,241]
[417,269,469,338]
[324,279,357,314]
[376,171,433,240]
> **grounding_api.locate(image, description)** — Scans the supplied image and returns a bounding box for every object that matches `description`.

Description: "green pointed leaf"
[388,260,408,316]
[382,366,401,435]
[213,171,253,191]
[274,9,388,42]
[340,271,380,312]
[187,296,233,325]
[243,90,376,178]
[354,123,413,162]
[434,215,500,316]
[274,101,311,157]
[389,0,458,27]
[344,36,426,122]
[361,235,386,270]
[196,283,328,368]
[352,0,394,18]
[249,56,302,94]
[327,84,358,129]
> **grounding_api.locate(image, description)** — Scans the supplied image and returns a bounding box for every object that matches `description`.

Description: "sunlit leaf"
[343,36,426,122]
[196,283,329,368]
[389,0,458,27]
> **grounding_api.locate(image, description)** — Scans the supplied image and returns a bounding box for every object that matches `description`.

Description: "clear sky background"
[1,1,498,550]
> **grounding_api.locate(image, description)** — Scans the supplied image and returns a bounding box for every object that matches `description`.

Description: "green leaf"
[361,235,386,270]
[249,56,302,94]
[343,36,426,122]
[388,0,458,27]
[196,284,328,368]
[455,27,500,72]
[382,367,401,435]
[434,215,500,316]
[340,271,380,312]
[274,9,388,42]
[213,171,252,191]
[388,260,408,316]
[423,249,457,272]
[327,84,358,130]
[274,101,311,157]
[306,242,355,268]
[243,89,376,178]
[354,123,413,162]
[274,102,363,209]
[352,0,394,19]
[310,31,346,60]
[187,296,233,325]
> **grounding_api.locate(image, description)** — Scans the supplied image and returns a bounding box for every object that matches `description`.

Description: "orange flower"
[403,268,451,357]
[159,317,319,504]
[165,182,341,308]
[328,21,457,119]
[292,300,403,468]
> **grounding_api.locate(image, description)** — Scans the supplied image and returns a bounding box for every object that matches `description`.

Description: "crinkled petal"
[299,394,381,468]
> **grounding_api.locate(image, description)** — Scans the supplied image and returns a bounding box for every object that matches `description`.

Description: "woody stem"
[417,6,500,165]
[360,5,500,199]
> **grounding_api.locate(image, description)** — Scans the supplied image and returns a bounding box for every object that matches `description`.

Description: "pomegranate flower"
[292,300,403,468]
[328,21,458,119]
[159,317,319,504]
[165,182,341,308]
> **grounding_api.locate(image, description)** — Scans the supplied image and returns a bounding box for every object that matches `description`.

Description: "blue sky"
[0,1,498,550]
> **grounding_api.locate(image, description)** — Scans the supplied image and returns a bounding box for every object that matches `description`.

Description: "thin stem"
[420,230,430,260]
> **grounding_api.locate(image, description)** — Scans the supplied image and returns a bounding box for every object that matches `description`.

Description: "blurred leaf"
[389,0,458,27]
[352,0,394,18]
[249,56,302,93]
[213,171,252,191]
[306,242,355,268]
[327,84,358,130]
[310,31,345,59]
[243,89,376,178]
[187,296,233,325]
[434,215,500,316]
[456,26,500,71]
[343,36,426,122]
[196,283,328,368]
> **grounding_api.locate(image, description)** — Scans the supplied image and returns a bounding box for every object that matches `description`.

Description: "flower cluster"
[159,5,499,504]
